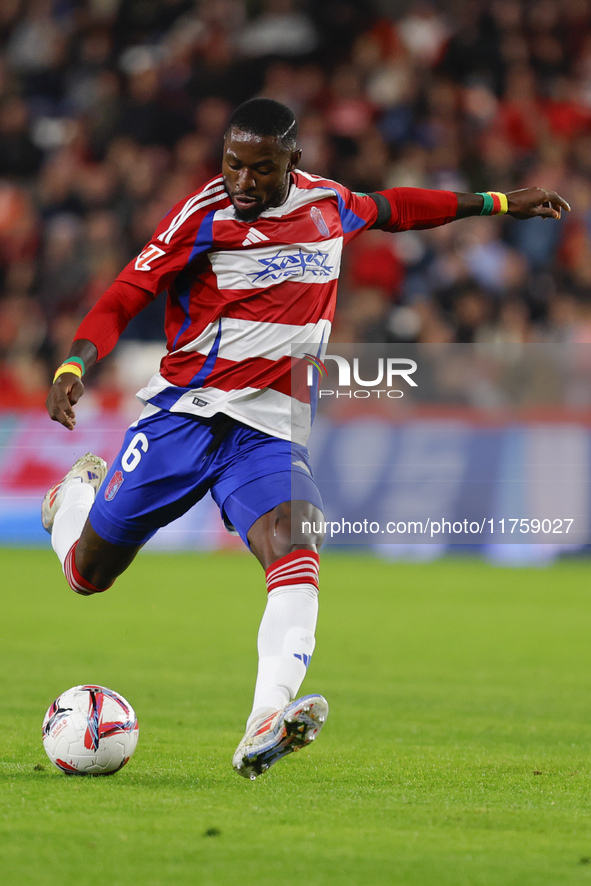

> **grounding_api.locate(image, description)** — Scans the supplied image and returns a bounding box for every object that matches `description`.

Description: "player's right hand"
[46,374,85,431]
[506,187,571,220]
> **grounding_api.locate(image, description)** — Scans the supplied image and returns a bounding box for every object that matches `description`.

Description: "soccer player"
[43,98,569,779]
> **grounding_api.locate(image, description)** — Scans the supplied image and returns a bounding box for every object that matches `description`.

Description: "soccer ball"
[42,684,139,775]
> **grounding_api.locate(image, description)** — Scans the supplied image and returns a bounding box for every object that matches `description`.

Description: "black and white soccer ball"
[42,684,139,775]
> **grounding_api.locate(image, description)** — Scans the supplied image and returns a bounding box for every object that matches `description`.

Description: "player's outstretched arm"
[46,340,98,431]
[370,186,570,232]
[46,280,152,431]
[455,188,571,220]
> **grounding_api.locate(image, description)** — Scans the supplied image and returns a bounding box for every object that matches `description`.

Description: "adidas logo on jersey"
[242,227,270,247]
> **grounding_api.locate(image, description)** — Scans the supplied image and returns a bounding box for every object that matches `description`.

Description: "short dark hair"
[225,98,298,150]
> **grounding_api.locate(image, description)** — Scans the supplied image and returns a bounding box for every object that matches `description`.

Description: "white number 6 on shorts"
[121,432,149,472]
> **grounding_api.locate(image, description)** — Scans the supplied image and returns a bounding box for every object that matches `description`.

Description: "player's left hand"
[506,188,571,220]
[46,373,84,431]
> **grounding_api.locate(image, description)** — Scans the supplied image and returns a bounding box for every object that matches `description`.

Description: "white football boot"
[232,694,329,780]
[41,453,108,533]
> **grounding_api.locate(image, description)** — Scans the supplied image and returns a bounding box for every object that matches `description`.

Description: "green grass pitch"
[2,548,591,885]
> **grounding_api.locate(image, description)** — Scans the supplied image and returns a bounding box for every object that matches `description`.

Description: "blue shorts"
[89,410,323,548]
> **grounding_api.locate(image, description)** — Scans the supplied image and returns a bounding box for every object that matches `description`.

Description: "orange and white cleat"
[232,694,328,780]
[41,453,108,533]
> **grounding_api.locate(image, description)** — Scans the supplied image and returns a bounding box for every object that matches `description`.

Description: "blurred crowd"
[1,0,591,409]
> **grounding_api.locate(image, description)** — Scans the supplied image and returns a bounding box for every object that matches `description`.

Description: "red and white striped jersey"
[117,170,379,444]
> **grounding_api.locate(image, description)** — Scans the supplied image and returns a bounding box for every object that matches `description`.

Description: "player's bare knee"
[72,557,119,593]
[65,528,139,595]
[64,542,113,595]
[248,501,325,567]
[274,501,325,543]
[290,501,325,548]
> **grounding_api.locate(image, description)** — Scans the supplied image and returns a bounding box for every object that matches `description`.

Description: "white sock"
[247,551,320,730]
[51,481,95,566]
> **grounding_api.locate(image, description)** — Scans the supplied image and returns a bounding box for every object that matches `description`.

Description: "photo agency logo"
[303,353,418,399]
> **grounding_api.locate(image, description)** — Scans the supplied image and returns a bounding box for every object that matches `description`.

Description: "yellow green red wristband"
[53,363,83,383]
[487,191,508,214]
[64,356,85,374]
[477,191,508,216]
